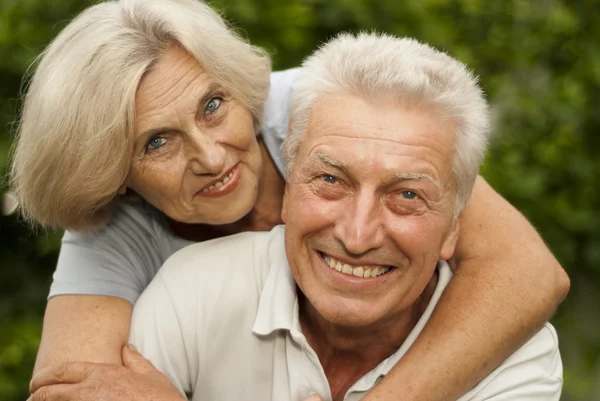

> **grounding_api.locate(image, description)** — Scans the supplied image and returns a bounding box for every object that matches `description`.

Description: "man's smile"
[319,252,394,278]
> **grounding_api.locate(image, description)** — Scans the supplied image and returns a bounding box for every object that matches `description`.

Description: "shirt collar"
[375,261,453,375]
[252,226,298,336]
[347,261,453,392]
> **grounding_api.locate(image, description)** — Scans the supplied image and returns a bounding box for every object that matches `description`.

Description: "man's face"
[282,94,460,328]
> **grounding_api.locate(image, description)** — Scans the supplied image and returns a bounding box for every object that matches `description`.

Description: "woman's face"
[127,45,263,225]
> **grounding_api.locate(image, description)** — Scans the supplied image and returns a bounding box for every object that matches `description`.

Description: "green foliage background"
[0,0,598,400]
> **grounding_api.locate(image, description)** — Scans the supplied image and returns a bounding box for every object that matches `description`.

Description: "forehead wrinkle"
[140,69,208,115]
[136,73,217,139]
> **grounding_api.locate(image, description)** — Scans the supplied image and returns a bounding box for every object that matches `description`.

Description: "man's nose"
[186,129,226,176]
[333,191,385,256]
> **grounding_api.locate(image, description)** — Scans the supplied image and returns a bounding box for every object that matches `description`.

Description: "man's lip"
[194,163,241,198]
[318,251,394,270]
[316,251,395,285]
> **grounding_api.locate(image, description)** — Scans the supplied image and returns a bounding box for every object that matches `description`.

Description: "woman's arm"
[30,271,189,401]
[33,200,168,372]
[362,176,570,401]
[33,295,132,372]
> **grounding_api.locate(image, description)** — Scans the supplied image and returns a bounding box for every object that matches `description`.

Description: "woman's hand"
[30,344,326,401]
[29,345,186,401]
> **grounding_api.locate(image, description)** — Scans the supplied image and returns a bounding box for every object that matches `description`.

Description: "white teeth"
[201,170,235,192]
[323,255,390,278]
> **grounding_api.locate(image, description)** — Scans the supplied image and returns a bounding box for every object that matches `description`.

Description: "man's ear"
[281,184,290,223]
[440,216,461,261]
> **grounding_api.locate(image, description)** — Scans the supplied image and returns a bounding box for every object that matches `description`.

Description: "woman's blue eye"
[400,190,417,200]
[145,136,166,152]
[205,97,222,114]
[321,174,338,184]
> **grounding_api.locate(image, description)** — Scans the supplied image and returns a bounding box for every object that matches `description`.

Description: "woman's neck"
[226,139,285,233]
[248,139,287,229]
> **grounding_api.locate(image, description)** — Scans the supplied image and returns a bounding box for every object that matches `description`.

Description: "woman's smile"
[195,163,242,198]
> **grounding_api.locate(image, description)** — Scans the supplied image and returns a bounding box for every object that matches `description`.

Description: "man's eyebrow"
[305,153,440,189]
[311,153,349,170]
[393,172,440,190]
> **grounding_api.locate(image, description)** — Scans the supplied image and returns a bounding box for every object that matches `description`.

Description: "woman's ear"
[117,183,127,195]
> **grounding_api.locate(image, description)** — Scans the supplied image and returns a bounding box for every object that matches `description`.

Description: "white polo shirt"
[130,225,562,401]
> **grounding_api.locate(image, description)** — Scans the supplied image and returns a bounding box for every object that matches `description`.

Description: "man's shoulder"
[157,226,286,308]
[493,323,561,379]
[162,225,284,272]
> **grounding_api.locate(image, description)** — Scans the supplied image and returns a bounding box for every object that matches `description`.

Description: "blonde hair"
[10,0,271,230]
[283,32,489,216]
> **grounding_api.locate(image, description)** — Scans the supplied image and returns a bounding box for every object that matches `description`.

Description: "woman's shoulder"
[63,197,164,242]
[54,197,192,303]
[262,68,301,175]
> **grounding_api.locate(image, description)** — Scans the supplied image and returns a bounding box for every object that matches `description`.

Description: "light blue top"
[49,68,300,304]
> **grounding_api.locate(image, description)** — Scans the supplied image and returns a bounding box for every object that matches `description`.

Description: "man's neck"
[299,271,439,401]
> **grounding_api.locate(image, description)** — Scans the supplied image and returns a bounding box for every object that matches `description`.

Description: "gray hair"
[282,32,489,216]
[10,0,271,230]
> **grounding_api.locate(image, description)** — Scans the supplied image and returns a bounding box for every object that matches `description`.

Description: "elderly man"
[29,33,562,401]
[122,33,561,401]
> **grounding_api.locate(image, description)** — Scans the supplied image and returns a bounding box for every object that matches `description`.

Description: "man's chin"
[308,295,389,328]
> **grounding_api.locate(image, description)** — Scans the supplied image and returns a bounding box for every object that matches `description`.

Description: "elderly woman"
[11,0,569,400]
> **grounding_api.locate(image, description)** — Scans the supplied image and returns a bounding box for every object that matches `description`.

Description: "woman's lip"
[195,163,241,198]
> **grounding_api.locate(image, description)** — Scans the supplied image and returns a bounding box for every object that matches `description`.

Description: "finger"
[29,383,83,401]
[303,393,323,401]
[30,361,107,393]
[122,343,158,374]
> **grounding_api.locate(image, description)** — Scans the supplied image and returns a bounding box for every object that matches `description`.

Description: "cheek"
[222,109,256,150]
[387,214,441,249]
[387,213,453,264]
[284,186,339,229]
[130,162,183,201]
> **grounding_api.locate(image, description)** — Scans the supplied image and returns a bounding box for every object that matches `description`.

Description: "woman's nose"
[186,131,227,176]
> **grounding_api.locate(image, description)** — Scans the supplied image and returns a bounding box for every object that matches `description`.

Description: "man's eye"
[145,136,167,152]
[400,190,418,200]
[205,97,222,114]
[321,174,339,184]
